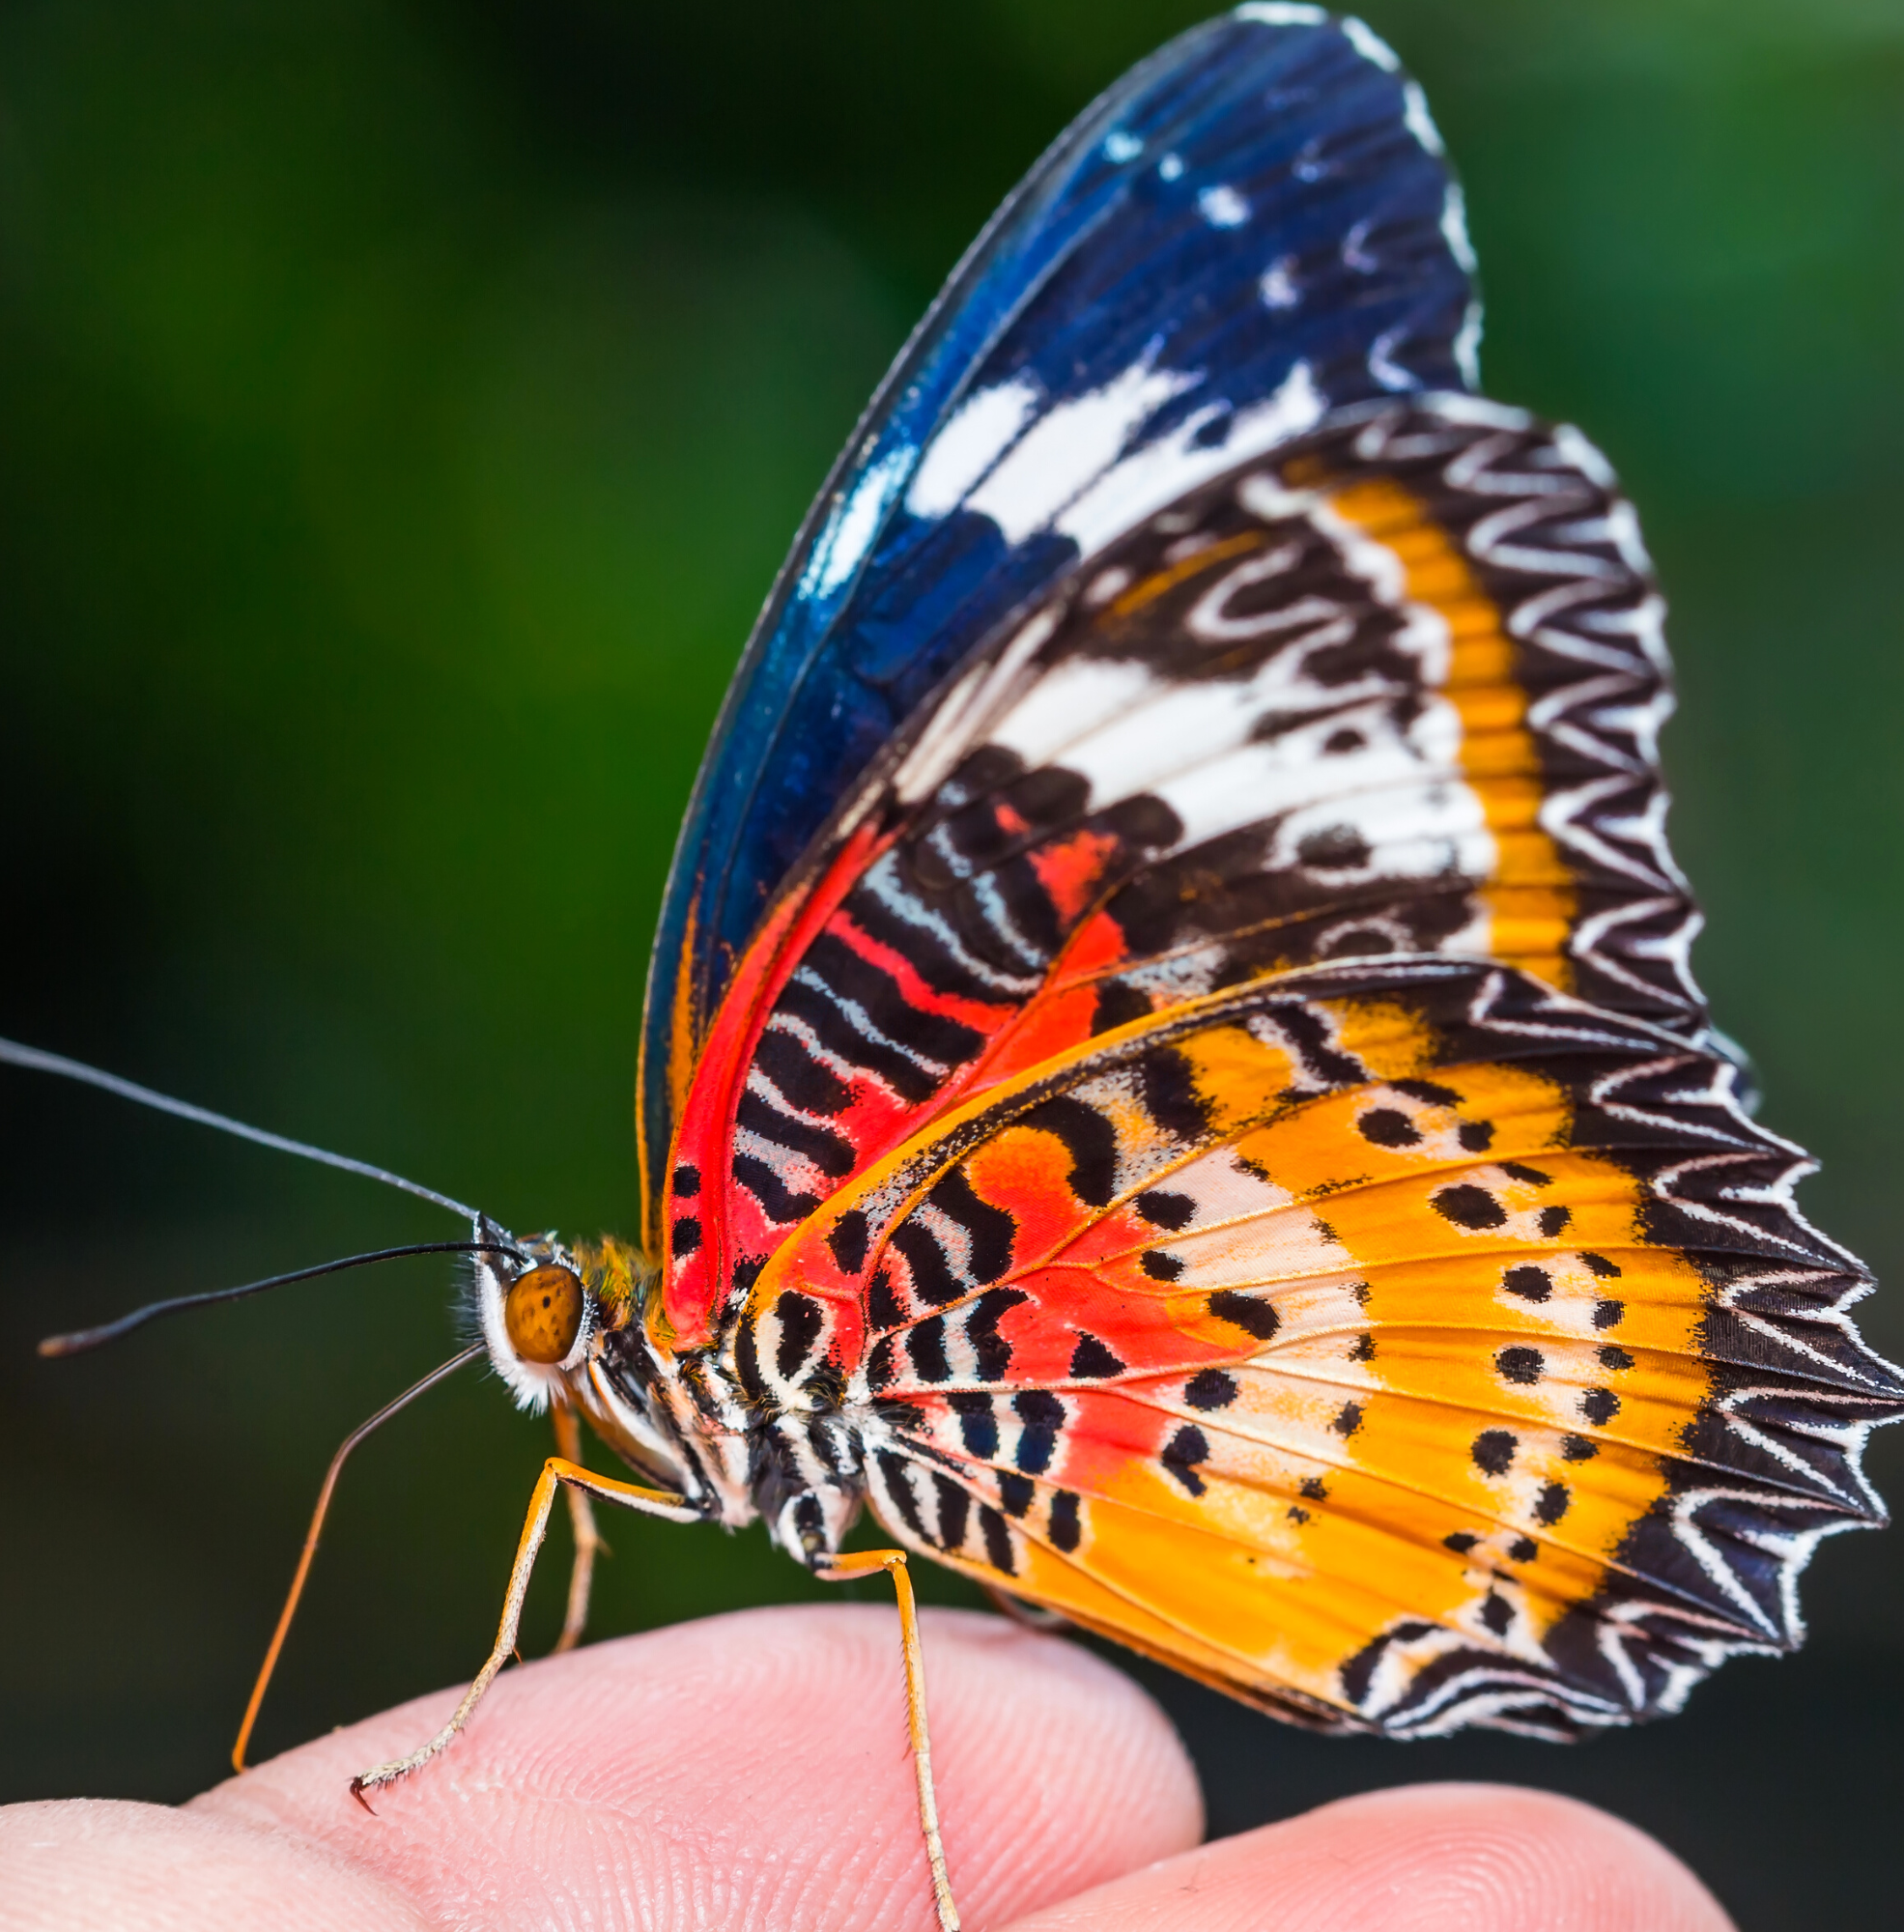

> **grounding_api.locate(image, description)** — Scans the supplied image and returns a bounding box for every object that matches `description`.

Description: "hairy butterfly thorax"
[473,1223,872,1559]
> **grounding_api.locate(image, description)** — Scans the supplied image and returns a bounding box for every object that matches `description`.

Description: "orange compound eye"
[504,1264,585,1365]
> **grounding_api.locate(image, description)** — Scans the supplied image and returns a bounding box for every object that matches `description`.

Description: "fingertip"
[192,1604,1202,1930]
[999,1779,1735,1932]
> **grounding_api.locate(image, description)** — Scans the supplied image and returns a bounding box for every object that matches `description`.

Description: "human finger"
[993,1781,1735,1932]
[3,1605,1202,1932]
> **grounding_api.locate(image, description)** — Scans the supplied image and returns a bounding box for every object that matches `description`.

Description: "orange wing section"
[738,957,1898,1737]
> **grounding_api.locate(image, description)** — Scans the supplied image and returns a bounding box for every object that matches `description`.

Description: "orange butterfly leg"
[350,1458,697,1807]
[817,1548,960,1932]
[549,1403,609,1655]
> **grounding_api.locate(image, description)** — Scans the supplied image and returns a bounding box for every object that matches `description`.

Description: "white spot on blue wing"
[1054,360,1326,556]
[1342,218,1378,274]
[1260,256,1300,311]
[803,445,911,600]
[1158,153,1185,183]
[965,355,1200,548]
[905,376,1041,520]
[1103,129,1142,164]
[1402,79,1445,156]
[1198,184,1251,229]
[1454,301,1484,389]
[1234,3,1327,23]
[1441,184,1478,274]
[1367,327,1420,394]
[1340,15,1401,71]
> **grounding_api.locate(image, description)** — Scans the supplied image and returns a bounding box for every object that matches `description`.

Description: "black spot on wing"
[1593,1298,1626,1330]
[1296,824,1372,870]
[1138,1045,1211,1141]
[967,1287,1028,1380]
[1183,1368,1237,1410]
[867,1265,904,1331]
[1538,1205,1573,1238]
[1502,1264,1551,1303]
[1049,1491,1082,1552]
[737,1089,855,1179]
[1457,1120,1494,1152]
[1136,1189,1196,1231]
[731,1153,824,1228]
[1533,1482,1571,1525]
[927,1164,1016,1283]
[1358,1107,1420,1148]
[1392,1078,1461,1107]
[803,927,987,1081]
[998,1471,1034,1517]
[1561,1433,1598,1461]
[1208,1290,1281,1341]
[672,1215,702,1257]
[948,1390,997,1460]
[1019,1094,1120,1207]
[1472,1429,1517,1476]
[933,1472,970,1551]
[828,1209,869,1276]
[1599,1345,1634,1371]
[1092,979,1152,1037]
[1582,1253,1623,1278]
[672,1163,700,1198]
[980,1504,1015,1576]
[876,1451,926,1539]
[1069,1333,1125,1378]
[1501,1162,1551,1187]
[1014,1390,1064,1474]
[1434,1183,1506,1230]
[753,1026,852,1116]
[1495,1346,1544,1386]
[907,1318,952,1384]
[1580,1387,1620,1426]
[1139,1249,1183,1282]
[890,1220,964,1308]
[774,1292,825,1382]
[1161,1425,1210,1495]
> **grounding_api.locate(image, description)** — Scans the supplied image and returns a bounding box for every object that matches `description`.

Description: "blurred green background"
[1,2,1898,1923]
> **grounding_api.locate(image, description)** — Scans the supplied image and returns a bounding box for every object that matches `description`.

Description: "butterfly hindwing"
[661,396,1695,1348]
[738,956,1900,1737]
[640,7,1479,1238]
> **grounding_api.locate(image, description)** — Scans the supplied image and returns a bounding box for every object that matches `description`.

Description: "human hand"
[1,1605,1734,1930]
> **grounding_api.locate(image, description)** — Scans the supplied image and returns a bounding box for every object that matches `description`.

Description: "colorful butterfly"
[12,11,1900,1929]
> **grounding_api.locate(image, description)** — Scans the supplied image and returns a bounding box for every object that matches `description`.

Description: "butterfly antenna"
[0,1035,481,1221]
[232,1339,487,1774]
[36,1240,529,1358]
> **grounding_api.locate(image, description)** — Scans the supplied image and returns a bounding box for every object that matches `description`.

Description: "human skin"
[0,1605,1735,1931]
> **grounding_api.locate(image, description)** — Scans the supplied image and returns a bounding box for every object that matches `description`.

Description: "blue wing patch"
[639,6,1479,1230]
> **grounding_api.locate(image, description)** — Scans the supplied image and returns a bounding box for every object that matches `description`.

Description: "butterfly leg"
[549,1404,608,1654]
[350,1457,697,1808]
[816,1548,960,1932]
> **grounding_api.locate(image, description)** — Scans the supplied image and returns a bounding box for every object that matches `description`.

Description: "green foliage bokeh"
[1,6,1899,1925]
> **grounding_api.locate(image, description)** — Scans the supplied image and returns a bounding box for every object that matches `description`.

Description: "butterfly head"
[470,1216,654,1411]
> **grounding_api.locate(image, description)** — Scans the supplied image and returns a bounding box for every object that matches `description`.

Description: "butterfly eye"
[504,1263,585,1365]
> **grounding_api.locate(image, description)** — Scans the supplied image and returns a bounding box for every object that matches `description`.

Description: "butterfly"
[11,11,1900,1930]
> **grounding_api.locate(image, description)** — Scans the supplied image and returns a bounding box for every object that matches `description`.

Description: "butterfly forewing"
[662,397,1694,1350]
[739,957,1899,1738]
[640,8,1479,1239]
